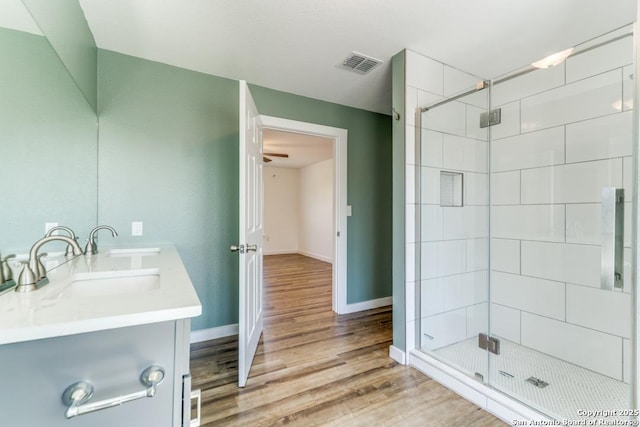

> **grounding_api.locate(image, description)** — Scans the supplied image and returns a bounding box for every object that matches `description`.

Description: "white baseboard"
[389,345,406,365]
[263,249,297,256]
[298,250,333,264]
[340,296,392,314]
[190,324,238,343]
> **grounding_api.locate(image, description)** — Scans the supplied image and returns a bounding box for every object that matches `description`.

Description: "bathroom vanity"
[0,245,201,427]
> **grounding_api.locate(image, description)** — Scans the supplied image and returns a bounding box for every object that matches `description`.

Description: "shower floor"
[428,338,630,422]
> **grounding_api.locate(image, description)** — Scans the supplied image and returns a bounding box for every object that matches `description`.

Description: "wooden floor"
[190,254,505,426]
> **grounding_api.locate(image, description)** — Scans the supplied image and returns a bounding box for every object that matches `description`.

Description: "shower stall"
[403,21,639,421]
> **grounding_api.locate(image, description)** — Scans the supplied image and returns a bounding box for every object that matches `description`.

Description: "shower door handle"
[601,187,624,291]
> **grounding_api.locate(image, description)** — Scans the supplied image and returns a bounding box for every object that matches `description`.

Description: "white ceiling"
[263,129,332,169]
[5,1,637,115]
[0,0,41,35]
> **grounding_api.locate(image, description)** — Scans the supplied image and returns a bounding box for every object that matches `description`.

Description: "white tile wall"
[623,156,633,201]
[464,172,488,206]
[442,271,488,311]
[405,86,417,127]
[492,127,565,172]
[442,134,487,173]
[420,205,443,241]
[565,111,632,163]
[406,50,444,95]
[420,167,440,205]
[566,284,631,338]
[406,164,416,204]
[465,104,489,141]
[406,281,417,322]
[421,278,443,317]
[421,240,466,279]
[624,339,631,384]
[491,239,520,274]
[623,64,634,111]
[521,241,600,288]
[406,206,417,243]
[492,63,565,107]
[466,303,488,338]
[421,129,443,167]
[421,309,467,350]
[566,203,600,245]
[443,206,488,240]
[521,312,623,380]
[491,271,565,321]
[423,100,467,136]
[406,242,416,283]
[443,65,481,98]
[491,205,565,242]
[490,100,520,140]
[491,171,520,205]
[466,238,488,272]
[490,303,521,343]
[520,159,623,205]
[406,124,416,165]
[521,70,622,133]
[566,36,632,83]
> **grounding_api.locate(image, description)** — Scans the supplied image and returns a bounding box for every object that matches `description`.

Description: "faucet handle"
[16,261,37,291]
[1,254,16,282]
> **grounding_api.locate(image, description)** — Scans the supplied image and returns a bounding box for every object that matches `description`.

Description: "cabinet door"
[0,322,176,427]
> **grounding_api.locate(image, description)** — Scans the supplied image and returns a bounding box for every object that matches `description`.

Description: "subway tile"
[521,241,600,288]
[406,124,416,165]
[458,83,489,109]
[420,308,467,351]
[444,65,481,98]
[491,271,565,321]
[566,36,632,83]
[442,271,488,311]
[466,303,488,339]
[521,312,623,380]
[491,171,520,205]
[520,159,623,204]
[490,303,521,343]
[466,104,488,141]
[491,205,565,242]
[421,240,466,279]
[464,172,488,206]
[491,238,520,274]
[420,205,443,242]
[491,127,564,172]
[492,64,565,107]
[421,278,443,317]
[406,87,417,126]
[406,51,444,95]
[466,238,488,272]
[623,156,633,202]
[623,64,633,111]
[417,89,444,113]
[566,111,632,163]
[566,284,631,338]
[422,100,467,136]
[490,101,520,140]
[443,134,488,173]
[443,206,488,240]
[420,129,443,168]
[420,167,440,205]
[566,204,600,245]
[406,281,416,322]
[521,70,622,132]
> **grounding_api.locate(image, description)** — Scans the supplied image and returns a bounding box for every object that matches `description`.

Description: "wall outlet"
[45,222,59,234]
[131,221,143,236]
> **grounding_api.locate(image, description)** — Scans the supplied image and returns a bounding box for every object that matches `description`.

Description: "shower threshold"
[425,338,630,422]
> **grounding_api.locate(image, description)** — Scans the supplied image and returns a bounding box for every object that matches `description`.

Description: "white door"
[236,80,264,387]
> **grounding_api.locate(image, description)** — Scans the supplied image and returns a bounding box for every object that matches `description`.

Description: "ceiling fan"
[263,152,289,163]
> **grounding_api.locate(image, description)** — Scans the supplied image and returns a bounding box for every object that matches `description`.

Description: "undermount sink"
[107,248,161,256]
[64,268,160,297]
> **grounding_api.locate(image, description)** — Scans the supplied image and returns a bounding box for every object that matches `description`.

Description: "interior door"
[237,80,264,387]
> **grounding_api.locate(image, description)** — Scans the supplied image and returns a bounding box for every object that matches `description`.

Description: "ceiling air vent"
[340,52,382,75]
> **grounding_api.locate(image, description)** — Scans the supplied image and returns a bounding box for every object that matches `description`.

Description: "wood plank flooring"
[190,254,506,426]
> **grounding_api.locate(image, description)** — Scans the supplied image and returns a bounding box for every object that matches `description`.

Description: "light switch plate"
[131,221,143,236]
[346,205,352,216]
[45,222,59,234]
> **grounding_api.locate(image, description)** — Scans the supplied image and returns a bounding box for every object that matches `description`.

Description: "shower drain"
[526,376,549,389]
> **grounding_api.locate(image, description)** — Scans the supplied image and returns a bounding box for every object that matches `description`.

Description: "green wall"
[97,49,392,330]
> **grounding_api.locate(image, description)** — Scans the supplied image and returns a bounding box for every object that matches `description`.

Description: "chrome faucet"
[45,226,79,257]
[16,236,83,292]
[85,225,118,255]
[0,252,17,294]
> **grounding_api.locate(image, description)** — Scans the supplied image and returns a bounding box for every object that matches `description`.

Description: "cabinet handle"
[62,365,165,419]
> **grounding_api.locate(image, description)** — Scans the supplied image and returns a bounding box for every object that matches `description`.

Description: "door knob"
[230,244,245,254]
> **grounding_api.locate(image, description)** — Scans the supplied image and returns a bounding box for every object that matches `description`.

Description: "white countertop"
[0,245,202,345]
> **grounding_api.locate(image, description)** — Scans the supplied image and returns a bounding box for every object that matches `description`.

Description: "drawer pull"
[62,365,165,419]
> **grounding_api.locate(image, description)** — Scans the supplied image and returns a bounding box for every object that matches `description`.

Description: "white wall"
[263,167,299,254]
[263,160,334,263]
[299,158,334,263]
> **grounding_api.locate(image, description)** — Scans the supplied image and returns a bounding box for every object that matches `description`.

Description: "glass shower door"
[486,26,635,420]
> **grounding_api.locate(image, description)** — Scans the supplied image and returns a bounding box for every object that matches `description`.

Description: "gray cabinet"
[0,320,192,427]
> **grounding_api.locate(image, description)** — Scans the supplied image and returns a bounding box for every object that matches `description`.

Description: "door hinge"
[479,108,501,128]
[478,333,500,355]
